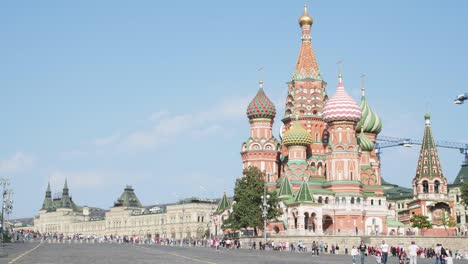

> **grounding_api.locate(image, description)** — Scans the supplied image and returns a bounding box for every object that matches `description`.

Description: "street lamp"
[0,178,12,258]
[454,93,468,104]
[260,185,270,248]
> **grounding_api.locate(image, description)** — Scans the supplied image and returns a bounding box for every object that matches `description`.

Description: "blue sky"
[1,1,467,218]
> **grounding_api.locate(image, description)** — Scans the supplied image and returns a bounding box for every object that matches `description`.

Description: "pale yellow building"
[33,182,217,240]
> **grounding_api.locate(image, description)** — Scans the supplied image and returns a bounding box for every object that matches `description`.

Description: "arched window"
[335,197,339,204]
[341,197,346,204]
[351,197,355,204]
[371,199,374,205]
[422,180,429,193]
[378,199,381,206]
[357,197,361,204]
[434,180,440,193]
[325,197,329,204]
[318,196,323,203]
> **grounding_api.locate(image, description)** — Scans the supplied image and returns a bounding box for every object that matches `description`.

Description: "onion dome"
[282,119,313,146]
[358,131,374,152]
[246,81,276,120]
[356,87,382,134]
[322,73,362,123]
[299,4,313,26]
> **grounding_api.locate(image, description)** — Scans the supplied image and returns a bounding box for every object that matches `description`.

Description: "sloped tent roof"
[452,164,468,186]
[114,185,143,208]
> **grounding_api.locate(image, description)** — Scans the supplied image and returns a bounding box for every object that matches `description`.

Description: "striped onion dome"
[356,90,382,134]
[282,120,313,146]
[246,81,276,120]
[322,73,362,123]
[358,131,374,152]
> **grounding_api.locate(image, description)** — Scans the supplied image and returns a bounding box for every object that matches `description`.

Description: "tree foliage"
[409,214,432,236]
[222,166,281,235]
[460,182,468,208]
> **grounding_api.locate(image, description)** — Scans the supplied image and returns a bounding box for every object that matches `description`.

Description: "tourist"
[380,240,389,264]
[351,246,358,264]
[408,241,419,264]
[359,241,367,264]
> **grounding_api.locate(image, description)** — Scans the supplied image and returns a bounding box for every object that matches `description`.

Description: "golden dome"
[299,4,313,26]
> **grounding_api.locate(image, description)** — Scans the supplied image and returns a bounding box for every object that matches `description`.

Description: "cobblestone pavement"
[2,242,468,264]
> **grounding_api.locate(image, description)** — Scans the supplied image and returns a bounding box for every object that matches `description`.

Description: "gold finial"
[361,74,366,96]
[299,3,313,26]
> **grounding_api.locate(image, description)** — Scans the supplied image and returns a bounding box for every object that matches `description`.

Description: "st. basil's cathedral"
[213,4,468,237]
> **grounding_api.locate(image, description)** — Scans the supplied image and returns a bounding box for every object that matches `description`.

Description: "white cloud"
[113,95,251,150]
[0,152,34,174]
[95,133,121,146]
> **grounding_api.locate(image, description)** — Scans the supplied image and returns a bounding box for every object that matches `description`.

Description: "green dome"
[356,95,382,134]
[424,113,431,120]
[358,132,374,152]
[282,120,313,146]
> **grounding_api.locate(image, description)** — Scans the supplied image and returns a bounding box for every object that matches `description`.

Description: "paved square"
[2,243,467,264]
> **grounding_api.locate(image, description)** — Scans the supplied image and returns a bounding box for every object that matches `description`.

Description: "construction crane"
[375,135,468,166]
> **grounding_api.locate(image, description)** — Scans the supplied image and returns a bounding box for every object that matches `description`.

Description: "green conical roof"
[294,180,314,203]
[356,92,382,134]
[41,182,55,211]
[278,177,293,198]
[358,132,374,152]
[216,192,230,213]
[453,165,468,185]
[415,114,444,179]
[282,120,313,146]
[114,185,143,208]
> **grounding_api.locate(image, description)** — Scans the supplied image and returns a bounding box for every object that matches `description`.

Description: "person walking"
[408,241,419,264]
[358,241,367,264]
[380,240,389,264]
[351,246,359,264]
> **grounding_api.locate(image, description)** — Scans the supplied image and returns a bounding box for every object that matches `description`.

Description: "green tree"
[441,211,456,236]
[409,214,432,236]
[222,166,281,235]
[460,182,468,207]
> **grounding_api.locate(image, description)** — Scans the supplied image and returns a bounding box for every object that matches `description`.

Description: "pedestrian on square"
[380,240,389,264]
[408,241,419,264]
[359,241,367,264]
[351,246,358,264]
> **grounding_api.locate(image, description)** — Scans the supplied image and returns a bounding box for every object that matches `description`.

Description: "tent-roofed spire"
[216,192,230,213]
[278,176,293,198]
[294,179,314,203]
[415,113,444,179]
[292,4,321,80]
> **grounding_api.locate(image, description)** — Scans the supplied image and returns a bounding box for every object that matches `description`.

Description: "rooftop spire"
[361,74,366,96]
[45,182,51,198]
[415,113,444,179]
[62,178,69,196]
[293,4,320,80]
[216,192,230,213]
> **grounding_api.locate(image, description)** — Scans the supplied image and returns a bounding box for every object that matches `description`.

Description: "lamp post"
[0,178,11,258]
[260,184,270,248]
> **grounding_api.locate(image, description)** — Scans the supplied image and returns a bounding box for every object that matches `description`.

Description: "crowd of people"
[10,229,468,263]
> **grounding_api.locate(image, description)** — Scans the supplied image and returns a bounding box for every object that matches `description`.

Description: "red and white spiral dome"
[322,74,362,123]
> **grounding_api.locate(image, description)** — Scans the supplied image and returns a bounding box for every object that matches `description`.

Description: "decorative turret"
[294,179,314,203]
[278,176,293,199]
[322,73,362,123]
[413,113,448,197]
[41,182,55,212]
[216,192,230,213]
[62,178,69,196]
[356,84,382,135]
[282,119,313,147]
[246,81,276,120]
[241,80,280,184]
[292,4,321,80]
